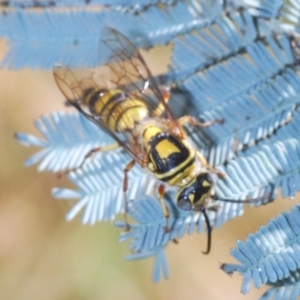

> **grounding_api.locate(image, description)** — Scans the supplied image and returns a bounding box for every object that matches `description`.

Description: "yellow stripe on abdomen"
[84,88,148,132]
[107,99,148,132]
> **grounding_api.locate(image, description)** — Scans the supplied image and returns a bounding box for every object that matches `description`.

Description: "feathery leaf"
[0,0,227,69]
[221,205,300,299]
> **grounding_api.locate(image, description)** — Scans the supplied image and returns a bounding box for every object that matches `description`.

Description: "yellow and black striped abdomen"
[145,129,195,186]
[84,88,148,132]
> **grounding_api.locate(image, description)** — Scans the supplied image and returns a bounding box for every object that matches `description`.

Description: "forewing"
[53,64,147,165]
[53,64,110,103]
[100,28,184,134]
[53,28,184,165]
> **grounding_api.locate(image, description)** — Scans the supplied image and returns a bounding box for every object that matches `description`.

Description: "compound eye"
[177,197,192,211]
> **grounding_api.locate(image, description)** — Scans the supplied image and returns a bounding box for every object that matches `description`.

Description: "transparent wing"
[99,27,184,134]
[53,28,185,164]
[53,64,147,165]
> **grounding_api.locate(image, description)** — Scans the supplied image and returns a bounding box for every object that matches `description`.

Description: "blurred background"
[0,37,298,300]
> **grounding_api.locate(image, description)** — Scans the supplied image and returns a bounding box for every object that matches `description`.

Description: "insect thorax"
[142,125,196,186]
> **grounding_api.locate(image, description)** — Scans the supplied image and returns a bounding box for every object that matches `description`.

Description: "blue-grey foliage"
[10,0,300,298]
[16,112,114,172]
[0,0,226,68]
[222,205,300,299]
[0,0,177,10]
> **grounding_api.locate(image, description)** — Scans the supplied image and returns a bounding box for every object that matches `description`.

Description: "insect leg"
[179,115,224,128]
[195,151,226,178]
[58,142,120,178]
[123,160,136,231]
[157,184,170,232]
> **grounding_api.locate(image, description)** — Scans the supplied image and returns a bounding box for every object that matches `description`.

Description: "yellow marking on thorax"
[152,144,196,186]
[143,126,163,145]
[155,139,181,159]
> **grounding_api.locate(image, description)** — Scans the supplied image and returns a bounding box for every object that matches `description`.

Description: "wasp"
[53,28,274,254]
